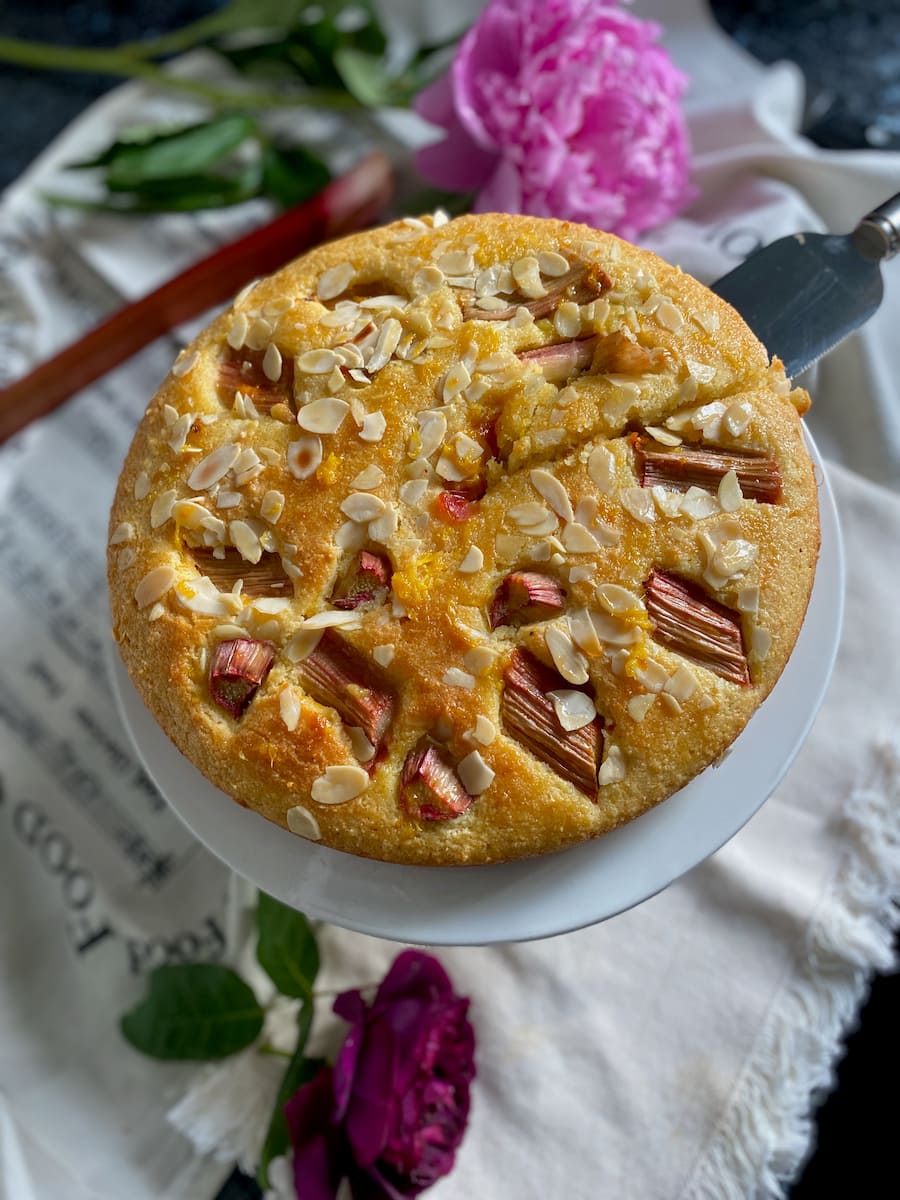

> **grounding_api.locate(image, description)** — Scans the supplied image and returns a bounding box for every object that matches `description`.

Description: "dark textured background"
[0,2,897,1197]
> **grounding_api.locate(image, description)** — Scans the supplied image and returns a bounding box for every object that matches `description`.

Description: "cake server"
[711,193,900,378]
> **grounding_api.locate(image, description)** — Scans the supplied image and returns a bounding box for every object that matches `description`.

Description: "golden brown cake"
[108,212,819,866]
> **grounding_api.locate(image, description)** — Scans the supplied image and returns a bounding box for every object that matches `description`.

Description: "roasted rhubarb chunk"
[461,264,611,322]
[635,439,782,503]
[500,648,602,795]
[434,478,487,523]
[490,572,566,630]
[645,570,749,685]
[518,337,596,383]
[217,347,294,413]
[518,329,667,384]
[331,550,392,610]
[209,638,275,717]
[191,547,290,597]
[400,738,474,821]
[592,330,666,375]
[296,629,395,754]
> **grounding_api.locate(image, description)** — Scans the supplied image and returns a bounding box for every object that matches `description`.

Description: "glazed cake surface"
[108,212,820,865]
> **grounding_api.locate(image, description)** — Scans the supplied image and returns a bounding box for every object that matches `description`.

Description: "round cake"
[108,211,819,866]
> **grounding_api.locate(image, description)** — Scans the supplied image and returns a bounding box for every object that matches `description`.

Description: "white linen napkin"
[0,3,898,1199]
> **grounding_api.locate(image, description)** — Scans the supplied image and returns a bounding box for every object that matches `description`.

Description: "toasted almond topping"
[660,692,683,713]
[399,479,429,506]
[724,401,753,436]
[311,764,368,805]
[367,318,403,372]
[340,494,386,524]
[286,804,321,840]
[752,626,771,660]
[458,749,494,794]
[442,361,471,404]
[346,725,376,763]
[368,503,398,543]
[413,265,445,295]
[553,300,582,338]
[598,743,626,785]
[335,520,367,550]
[135,565,175,608]
[596,583,644,615]
[645,425,682,447]
[591,610,642,646]
[227,311,249,350]
[711,538,758,581]
[469,715,497,745]
[635,659,669,691]
[148,602,165,621]
[189,443,241,491]
[171,349,198,378]
[437,249,475,275]
[443,667,476,689]
[587,445,616,494]
[569,566,593,584]
[653,299,684,334]
[359,412,387,443]
[286,435,323,481]
[296,397,349,434]
[627,693,656,722]
[261,342,282,382]
[718,469,743,512]
[567,607,602,656]
[562,523,599,553]
[621,487,656,524]
[245,317,273,351]
[509,501,555,529]
[463,646,496,677]
[317,262,355,302]
[664,663,698,702]
[458,546,484,573]
[229,520,263,564]
[359,294,407,311]
[680,487,720,519]
[548,689,597,732]
[737,586,760,614]
[546,626,590,684]
[257,490,284,524]
[372,644,395,668]
[110,521,134,546]
[538,250,570,277]
[285,628,324,662]
[150,489,177,529]
[351,465,385,490]
[651,487,683,517]
[166,412,193,453]
[512,256,547,298]
[279,686,301,731]
[297,349,340,376]
[530,468,574,522]
[302,610,363,631]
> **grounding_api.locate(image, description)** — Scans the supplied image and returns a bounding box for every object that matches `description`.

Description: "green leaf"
[120,964,264,1059]
[333,47,396,107]
[257,1002,321,1188]
[256,892,320,999]
[261,143,330,208]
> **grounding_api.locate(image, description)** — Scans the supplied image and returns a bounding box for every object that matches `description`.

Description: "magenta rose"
[285,950,475,1199]
[414,0,694,240]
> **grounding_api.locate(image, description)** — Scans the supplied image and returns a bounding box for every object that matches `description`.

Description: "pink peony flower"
[414,0,694,240]
[285,950,475,1199]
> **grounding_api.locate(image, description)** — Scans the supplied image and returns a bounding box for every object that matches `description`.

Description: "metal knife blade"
[711,193,900,378]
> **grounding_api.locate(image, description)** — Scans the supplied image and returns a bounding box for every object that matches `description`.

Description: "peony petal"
[473,154,523,213]
[332,989,368,1121]
[284,1067,344,1200]
[343,1015,396,1166]
[414,120,498,193]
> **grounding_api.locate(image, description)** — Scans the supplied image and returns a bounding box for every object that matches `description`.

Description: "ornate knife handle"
[853,193,900,261]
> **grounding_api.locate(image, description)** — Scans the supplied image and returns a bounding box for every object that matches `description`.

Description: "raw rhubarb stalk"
[462,264,611,322]
[645,570,749,685]
[296,629,394,753]
[217,348,294,413]
[490,572,566,630]
[209,638,275,717]
[400,738,474,820]
[500,648,602,795]
[192,547,290,597]
[635,438,782,503]
[331,550,392,610]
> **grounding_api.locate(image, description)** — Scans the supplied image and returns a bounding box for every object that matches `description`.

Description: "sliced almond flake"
[285,627,324,662]
[312,764,368,805]
[321,302,362,328]
[435,454,468,483]
[340,493,386,523]
[335,520,368,550]
[259,342,282,382]
[598,743,626,785]
[230,520,263,564]
[351,465,385,490]
[287,435,323,479]
[660,692,683,714]
[737,586,760,614]
[147,601,165,622]
[682,359,716,385]
[258,447,281,466]
[443,667,476,690]
[296,349,340,376]
[535,429,566,449]
[417,411,447,458]
[695,309,720,334]
[359,294,407,311]
[569,566,593,584]
[189,443,240,491]
[134,471,152,501]
[718,469,743,512]
[348,396,367,428]
[545,626,590,684]
[260,490,285,524]
[724,401,753,437]
[245,317,273,352]
[171,349,198,378]
[511,256,547,299]
[437,249,475,275]
[110,521,134,546]
[664,664,698,703]
[651,487,683,518]
[345,725,375,764]
[302,610,364,631]
[149,489,177,529]
[279,686,301,732]
[163,403,179,428]
[227,311,249,350]
[645,425,682,447]
[567,608,602,656]
[552,301,582,339]
[591,610,642,646]
[467,715,496,746]
[548,689,597,732]
[651,299,683,334]
[297,397,349,434]
[458,546,484,573]
[607,648,630,676]
[680,486,721,520]
[399,479,429,506]
[561,522,599,553]
[175,576,235,618]
[530,468,574,522]
[413,265,444,295]
[372,643,396,668]
[458,750,494,794]
[476,295,508,312]
[358,412,386,443]
[432,208,450,227]
[752,626,772,660]
[596,583,644,614]
[587,445,616,494]
[711,538,758,581]
[442,361,471,404]
[621,487,656,524]
[215,490,242,510]
[317,262,355,302]
[454,433,483,463]
[509,501,554,528]
[538,250,570,277]
[167,412,193,453]
[134,565,175,608]
[368,504,398,543]
[287,805,321,840]
[326,366,345,394]
[494,534,528,561]
[463,379,491,407]
[627,693,656,722]
[635,659,669,692]
[366,318,403,372]
[463,646,496,676]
